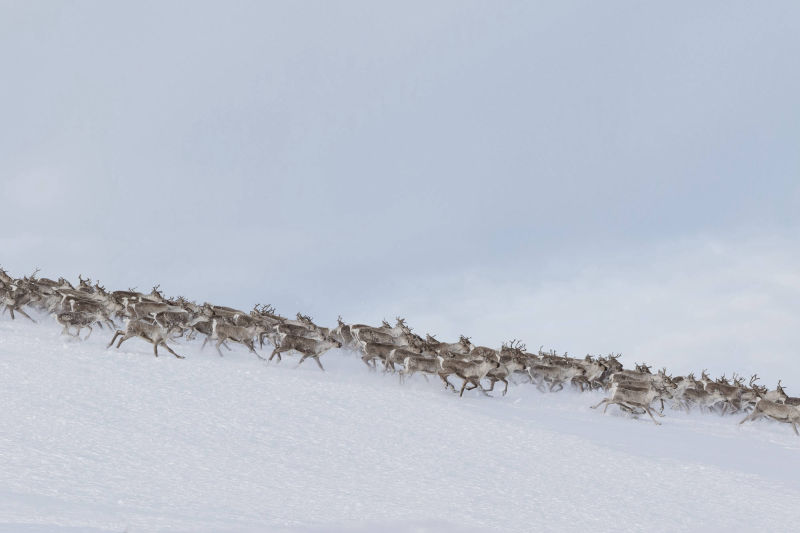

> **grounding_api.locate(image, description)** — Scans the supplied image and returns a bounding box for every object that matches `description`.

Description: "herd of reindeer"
[1,267,799,434]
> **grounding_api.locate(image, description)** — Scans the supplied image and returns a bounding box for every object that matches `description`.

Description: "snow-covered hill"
[1,317,798,532]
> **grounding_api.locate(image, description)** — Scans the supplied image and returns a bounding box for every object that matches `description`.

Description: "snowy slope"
[0,318,798,533]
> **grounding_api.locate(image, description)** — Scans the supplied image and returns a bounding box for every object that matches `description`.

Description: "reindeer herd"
[1,267,799,435]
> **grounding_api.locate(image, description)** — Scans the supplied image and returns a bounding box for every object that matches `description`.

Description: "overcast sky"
[2,1,799,379]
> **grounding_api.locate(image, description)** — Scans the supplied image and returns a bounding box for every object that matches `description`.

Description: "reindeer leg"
[502,378,509,396]
[459,379,468,397]
[215,339,225,357]
[108,330,123,348]
[644,406,662,425]
[160,341,184,359]
[17,307,37,322]
[591,398,609,409]
[485,379,496,393]
[313,356,325,371]
[116,333,132,348]
[269,347,282,363]
[296,354,309,368]
[246,341,263,360]
[83,325,93,341]
[439,374,455,392]
[739,410,760,426]
[153,341,159,357]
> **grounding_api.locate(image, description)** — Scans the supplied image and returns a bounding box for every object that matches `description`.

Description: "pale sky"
[2,1,799,380]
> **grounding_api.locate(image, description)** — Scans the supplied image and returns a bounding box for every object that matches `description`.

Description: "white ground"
[1,317,798,532]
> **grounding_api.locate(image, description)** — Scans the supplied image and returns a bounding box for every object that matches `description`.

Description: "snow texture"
[1,318,798,532]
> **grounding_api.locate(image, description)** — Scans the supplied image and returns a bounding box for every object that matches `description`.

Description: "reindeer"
[352,326,408,348]
[529,359,584,393]
[268,335,341,371]
[400,355,454,390]
[425,334,473,356]
[360,342,397,370]
[210,319,264,358]
[485,356,528,396]
[739,399,800,435]
[764,380,789,404]
[107,318,185,359]
[0,280,37,322]
[54,310,110,340]
[385,346,435,373]
[437,356,501,397]
[592,380,676,425]
[571,355,609,391]
[700,370,743,414]
[331,315,355,348]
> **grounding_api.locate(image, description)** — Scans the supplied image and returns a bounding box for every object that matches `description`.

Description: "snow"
[1,317,798,532]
